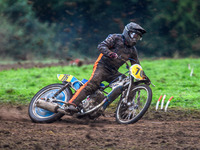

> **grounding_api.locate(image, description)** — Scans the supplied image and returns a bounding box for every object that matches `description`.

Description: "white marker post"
[188,64,190,70]
[161,95,166,110]
[165,96,174,112]
[190,68,193,77]
[156,95,162,111]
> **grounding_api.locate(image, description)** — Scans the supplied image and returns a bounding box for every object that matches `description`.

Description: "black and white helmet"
[122,22,146,46]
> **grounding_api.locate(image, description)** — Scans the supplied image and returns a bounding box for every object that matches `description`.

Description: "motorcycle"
[28,57,154,124]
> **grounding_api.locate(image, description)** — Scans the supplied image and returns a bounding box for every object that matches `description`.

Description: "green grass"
[0,58,199,109]
[141,58,200,109]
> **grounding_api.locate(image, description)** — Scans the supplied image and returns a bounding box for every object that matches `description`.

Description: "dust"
[0,105,29,122]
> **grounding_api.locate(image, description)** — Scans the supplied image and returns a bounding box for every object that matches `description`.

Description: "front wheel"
[115,84,152,124]
[28,83,72,123]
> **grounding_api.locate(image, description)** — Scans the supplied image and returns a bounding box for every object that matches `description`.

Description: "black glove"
[109,52,118,59]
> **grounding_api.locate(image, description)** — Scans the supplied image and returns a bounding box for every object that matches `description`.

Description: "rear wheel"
[115,84,152,124]
[28,84,72,123]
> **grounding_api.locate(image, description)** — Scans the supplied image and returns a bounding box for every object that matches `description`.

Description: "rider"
[68,22,148,111]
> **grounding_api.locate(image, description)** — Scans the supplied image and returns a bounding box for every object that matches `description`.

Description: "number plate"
[130,64,145,80]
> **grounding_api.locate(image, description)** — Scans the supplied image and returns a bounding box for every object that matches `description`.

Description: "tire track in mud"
[0,105,200,150]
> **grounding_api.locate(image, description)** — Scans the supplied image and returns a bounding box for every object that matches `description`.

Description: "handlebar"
[117,55,155,87]
[117,55,130,69]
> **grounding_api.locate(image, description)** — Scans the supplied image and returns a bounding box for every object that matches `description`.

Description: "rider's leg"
[68,66,106,106]
[68,54,109,110]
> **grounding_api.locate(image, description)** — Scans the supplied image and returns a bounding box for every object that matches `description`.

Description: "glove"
[109,52,118,59]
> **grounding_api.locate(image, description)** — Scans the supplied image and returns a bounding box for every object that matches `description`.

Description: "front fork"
[123,76,133,103]
[121,77,141,109]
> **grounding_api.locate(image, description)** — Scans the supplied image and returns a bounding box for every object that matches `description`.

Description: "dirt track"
[0,62,200,149]
[0,105,200,150]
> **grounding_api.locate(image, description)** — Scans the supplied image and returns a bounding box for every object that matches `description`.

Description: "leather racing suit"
[69,34,140,106]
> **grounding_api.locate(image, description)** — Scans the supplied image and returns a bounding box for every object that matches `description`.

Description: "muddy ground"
[0,105,200,150]
[0,62,200,149]
[0,59,92,71]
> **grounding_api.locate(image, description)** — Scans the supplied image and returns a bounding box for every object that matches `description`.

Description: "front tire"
[115,84,152,124]
[28,83,72,123]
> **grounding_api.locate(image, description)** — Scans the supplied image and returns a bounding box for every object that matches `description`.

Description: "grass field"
[0,58,199,109]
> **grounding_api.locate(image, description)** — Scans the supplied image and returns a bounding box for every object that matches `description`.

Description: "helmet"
[122,22,146,47]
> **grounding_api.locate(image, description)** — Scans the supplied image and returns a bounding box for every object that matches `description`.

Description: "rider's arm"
[97,34,115,57]
[130,46,140,65]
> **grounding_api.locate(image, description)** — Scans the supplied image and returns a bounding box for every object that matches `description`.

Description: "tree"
[145,0,200,57]
[0,0,64,60]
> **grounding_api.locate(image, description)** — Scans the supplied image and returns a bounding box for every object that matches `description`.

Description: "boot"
[66,104,78,112]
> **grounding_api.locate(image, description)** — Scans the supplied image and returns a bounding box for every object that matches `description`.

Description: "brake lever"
[143,76,155,87]
[151,82,155,87]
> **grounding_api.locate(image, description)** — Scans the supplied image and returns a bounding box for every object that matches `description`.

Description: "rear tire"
[115,84,152,124]
[28,84,72,123]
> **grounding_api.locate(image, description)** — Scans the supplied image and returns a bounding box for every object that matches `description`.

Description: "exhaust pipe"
[36,100,78,114]
[36,99,60,113]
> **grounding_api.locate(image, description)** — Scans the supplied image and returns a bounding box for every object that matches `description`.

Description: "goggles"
[125,26,142,41]
[129,32,141,40]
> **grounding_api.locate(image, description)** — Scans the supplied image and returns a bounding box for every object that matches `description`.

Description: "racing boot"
[66,103,78,112]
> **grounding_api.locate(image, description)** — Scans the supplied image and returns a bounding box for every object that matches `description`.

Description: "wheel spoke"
[131,109,136,117]
[124,114,129,120]
[136,91,141,104]
[121,112,127,119]
[121,114,125,119]
[127,112,132,120]
[131,93,136,104]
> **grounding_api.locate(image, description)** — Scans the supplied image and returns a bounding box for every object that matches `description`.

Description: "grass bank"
[0,58,199,109]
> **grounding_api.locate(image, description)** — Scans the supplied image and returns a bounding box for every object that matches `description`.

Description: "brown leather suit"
[69,34,140,105]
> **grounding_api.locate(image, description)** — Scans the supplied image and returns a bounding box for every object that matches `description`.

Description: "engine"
[81,90,105,112]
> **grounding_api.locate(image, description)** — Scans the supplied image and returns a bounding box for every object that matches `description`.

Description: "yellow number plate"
[130,64,144,80]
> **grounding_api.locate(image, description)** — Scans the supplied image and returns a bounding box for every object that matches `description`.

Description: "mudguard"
[57,74,75,82]
[57,74,105,90]
[57,74,82,90]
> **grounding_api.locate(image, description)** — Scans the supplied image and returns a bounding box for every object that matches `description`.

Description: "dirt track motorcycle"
[28,57,154,124]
